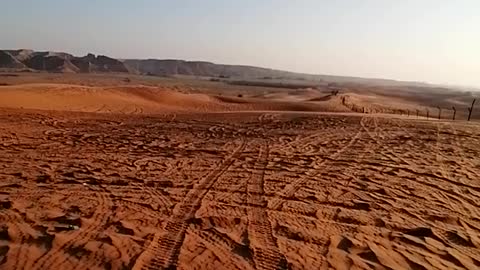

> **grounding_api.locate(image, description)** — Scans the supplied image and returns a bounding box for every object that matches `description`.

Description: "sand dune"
[0,83,349,114]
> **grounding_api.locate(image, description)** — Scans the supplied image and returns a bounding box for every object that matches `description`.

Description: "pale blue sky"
[1,0,479,87]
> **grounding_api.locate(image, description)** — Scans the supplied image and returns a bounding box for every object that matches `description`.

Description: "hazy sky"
[2,0,479,87]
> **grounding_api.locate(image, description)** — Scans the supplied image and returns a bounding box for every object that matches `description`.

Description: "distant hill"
[122,59,431,87]
[0,49,128,74]
[123,59,295,78]
[0,50,27,69]
[0,48,437,87]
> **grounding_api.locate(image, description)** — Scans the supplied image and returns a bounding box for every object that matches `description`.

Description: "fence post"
[452,106,456,121]
[468,99,476,121]
[437,106,442,120]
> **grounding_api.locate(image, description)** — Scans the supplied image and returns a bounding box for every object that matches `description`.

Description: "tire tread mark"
[189,228,254,270]
[31,187,112,270]
[361,117,412,166]
[2,212,31,270]
[269,117,364,211]
[248,141,289,270]
[132,139,247,270]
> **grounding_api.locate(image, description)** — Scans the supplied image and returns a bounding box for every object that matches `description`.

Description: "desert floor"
[1,107,480,270]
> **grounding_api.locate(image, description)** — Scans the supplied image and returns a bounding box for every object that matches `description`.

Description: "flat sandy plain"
[1,74,480,270]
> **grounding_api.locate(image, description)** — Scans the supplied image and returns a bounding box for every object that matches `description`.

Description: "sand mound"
[0,83,350,114]
[0,84,218,113]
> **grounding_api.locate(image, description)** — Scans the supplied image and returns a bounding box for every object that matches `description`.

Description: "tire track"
[109,184,173,214]
[189,228,254,270]
[370,118,470,188]
[196,203,246,219]
[435,123,471,182]
[447,123,479,182]
[435,123,451,178]
[113,198,165,221]
[247,141,288,270]
[132,139,247,270]
[363,117,409,164]
[363,118,480,198]
[378,120,480,191]
[363,119,480,216]
[2,212,34,270]
[131,182,174,212]
[327,119,381,200]
[269,116,365,211]
[31,186,113,270]
[339,120,475,218]
[280,125,358,155]
[361,116,413,166]
[448,123,474,166]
